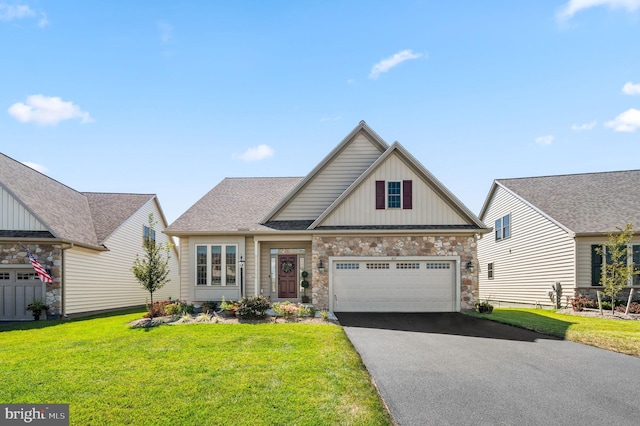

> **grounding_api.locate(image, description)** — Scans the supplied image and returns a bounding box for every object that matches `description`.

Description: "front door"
[278,255,297,298]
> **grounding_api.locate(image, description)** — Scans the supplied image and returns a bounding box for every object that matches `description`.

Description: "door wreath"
[281,260,294,273]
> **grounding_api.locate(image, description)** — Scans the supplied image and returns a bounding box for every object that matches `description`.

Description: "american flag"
[27,249,53,283]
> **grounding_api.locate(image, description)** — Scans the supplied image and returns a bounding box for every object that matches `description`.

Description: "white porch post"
[254,239,260,296]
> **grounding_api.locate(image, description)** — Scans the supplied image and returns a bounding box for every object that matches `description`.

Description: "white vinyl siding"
[478,186,575,307]
[272,133,383,221]
[320,154,468,226]
[575,235,640,289]
[179,237,190,301]
[0,187,47,231]
[64,199,180,315]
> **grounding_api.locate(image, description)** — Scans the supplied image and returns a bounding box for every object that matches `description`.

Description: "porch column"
[254,239,260,296]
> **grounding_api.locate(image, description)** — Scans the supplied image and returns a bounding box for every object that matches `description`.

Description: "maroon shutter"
[403,180,412,209]
[375,181,385,209]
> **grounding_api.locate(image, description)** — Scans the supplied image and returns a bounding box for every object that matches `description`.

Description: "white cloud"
[0,3,34,21]
[557,0,640,20]
[604,108,640,131]
[22,161,47,173]
[369,49,424,80]
[8,95,94,125]
[320,116,342,122]
[0,3,47,26]
[535,135,555,145]
[157,20,173,44]
[622,81,640,95]
[235,144,274,162]
[571,121,597,131]
[38,11,48,27]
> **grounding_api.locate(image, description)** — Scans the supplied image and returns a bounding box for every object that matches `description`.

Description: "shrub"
[144,300,170,318]
[235,296,271,319]
[568,296,593,311]
[164,300,195,316]
[616,302,640,314]
[200,301,218,314]
[272,301,315,318]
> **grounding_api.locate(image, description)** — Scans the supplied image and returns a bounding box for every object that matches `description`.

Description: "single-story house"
[0,152,180,320]
[165,121,489,313]
[478,170,640,307]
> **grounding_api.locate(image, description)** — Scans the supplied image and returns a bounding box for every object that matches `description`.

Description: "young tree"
[132,213,173,317]
[596,223,637,316]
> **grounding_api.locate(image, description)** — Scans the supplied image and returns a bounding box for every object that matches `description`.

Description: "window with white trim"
[143,225,156,242]
[195,244,237,286]
[495,214,510,241]
[387,181,401,209]
[487,263,494,280]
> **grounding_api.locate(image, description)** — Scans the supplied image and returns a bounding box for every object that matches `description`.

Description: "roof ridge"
[498,169,640,181]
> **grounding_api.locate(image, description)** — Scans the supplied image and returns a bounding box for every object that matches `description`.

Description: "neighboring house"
[165,121,489,313]
[0,153,180,320]
[478,170,640,307]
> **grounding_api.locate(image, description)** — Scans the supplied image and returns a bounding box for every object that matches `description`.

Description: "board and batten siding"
[64,199,180,315]
[478,186,576,306]
[575,235,640,288]
[320,154,468,226]
[1,187,47,231]
[272,133,383,221]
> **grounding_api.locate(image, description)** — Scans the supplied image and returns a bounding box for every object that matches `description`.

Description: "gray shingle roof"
[496,170,640,234]
[0,152,99,247]
[1,152,157,248]
[165,177,304,234]
[83,192,155,242]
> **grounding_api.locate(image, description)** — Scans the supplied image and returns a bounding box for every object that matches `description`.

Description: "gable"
[0,185,48,231]
[315,149,475,228]
[268,125,387,222]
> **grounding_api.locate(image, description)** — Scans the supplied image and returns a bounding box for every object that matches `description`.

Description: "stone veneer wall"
[0,243,63,317]
[311,235,478,311]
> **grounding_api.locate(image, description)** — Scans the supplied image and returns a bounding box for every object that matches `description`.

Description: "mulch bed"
[557,308,640,321]
[127,314,338,328]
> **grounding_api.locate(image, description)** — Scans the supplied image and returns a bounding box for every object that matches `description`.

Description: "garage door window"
[336,263,359,270]
[425,262,451,269]
[0,273,9,280]
[366,263,389,269]
[17,272,38,280]
[397,263,420,269]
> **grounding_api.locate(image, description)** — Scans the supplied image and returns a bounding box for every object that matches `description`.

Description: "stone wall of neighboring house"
[0,243,63,317]
[311,235,478,311]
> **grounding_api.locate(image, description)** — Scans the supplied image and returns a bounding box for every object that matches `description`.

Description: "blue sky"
[2,0,639,224]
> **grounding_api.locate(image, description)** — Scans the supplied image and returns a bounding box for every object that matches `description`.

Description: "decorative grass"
[0,312,392,425]
[467,308,640,357]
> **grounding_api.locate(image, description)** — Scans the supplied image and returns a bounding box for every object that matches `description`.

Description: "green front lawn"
[467,308,640,357]
[0,312,392,425]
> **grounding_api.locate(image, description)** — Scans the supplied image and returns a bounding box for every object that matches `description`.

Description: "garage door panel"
[332,258,456,313]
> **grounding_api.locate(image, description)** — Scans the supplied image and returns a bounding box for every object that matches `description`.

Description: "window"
[425,262,451,269]
[17,272,37,280]
[495,214,511,241]
[195,244,237,286]
[143,225,156,242]
[336,263,360,270]
[592,244,639,286]
[366,263,390,269]
[0,272,10,280]
[375,180,413,210]
[396,263,420,269]
[387,181,401,208]
[633,245,640,286]
[487,263,494,279]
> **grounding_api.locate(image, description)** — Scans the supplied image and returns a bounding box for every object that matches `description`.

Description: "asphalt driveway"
[337,312,640,426]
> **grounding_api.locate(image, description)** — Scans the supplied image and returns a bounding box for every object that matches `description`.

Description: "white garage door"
[331,258,457,312]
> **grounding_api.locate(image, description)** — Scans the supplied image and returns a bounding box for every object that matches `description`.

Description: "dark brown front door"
[278,255,297,298]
